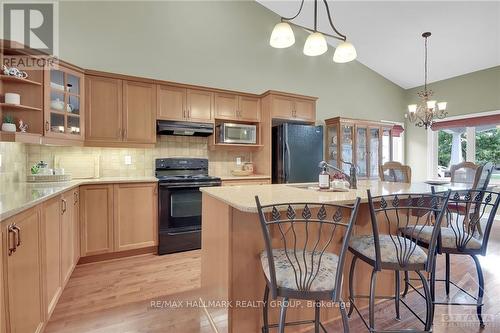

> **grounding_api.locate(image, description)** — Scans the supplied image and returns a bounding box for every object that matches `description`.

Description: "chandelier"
[407,32,447,129]
[269,0,357,63]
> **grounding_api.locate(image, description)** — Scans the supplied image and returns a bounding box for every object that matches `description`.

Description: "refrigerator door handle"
[285,140,291,183]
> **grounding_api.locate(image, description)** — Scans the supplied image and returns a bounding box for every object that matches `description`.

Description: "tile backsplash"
[24,136,252,179]
[0,142,27,185]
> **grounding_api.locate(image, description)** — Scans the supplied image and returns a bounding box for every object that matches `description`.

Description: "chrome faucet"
[318,160,358,189]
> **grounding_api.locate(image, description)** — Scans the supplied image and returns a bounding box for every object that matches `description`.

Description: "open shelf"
[0,131,41,144]
[0,103,42,112]
[208,142,264,151]
[0,75,42,86]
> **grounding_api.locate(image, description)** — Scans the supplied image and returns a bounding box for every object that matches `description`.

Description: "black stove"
[155,158,221,255]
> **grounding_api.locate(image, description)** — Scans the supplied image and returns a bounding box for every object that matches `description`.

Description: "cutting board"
[54,154,100,179]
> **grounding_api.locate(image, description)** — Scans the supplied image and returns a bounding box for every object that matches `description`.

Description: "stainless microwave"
[218,123,257,144]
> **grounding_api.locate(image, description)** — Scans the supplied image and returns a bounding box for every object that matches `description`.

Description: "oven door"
[221,123,257,144]
[159,184,203,232]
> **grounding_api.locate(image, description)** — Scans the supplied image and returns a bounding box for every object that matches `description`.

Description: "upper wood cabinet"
[215,93,260,122]
[80,184,114,257]
[42,196,62,317]
[123,80,157,143]
[113,183,157,252]
[86,75,156,145]
[157,85,212,123]
[268,92,316,122]
[4,207,44,333]
[85,75,123,142]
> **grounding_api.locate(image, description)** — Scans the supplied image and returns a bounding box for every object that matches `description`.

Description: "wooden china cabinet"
[43,62,85,142]
[325,117,395,179]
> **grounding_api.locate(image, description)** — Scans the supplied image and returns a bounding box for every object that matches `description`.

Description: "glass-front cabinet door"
[44,65,84,140]
[340,124,354,174]
[382,128,392,164]
[327,124,339,168]
[369,128,380,179]
[356,126,368,178]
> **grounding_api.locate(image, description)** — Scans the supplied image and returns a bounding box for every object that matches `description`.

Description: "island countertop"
[201,180,469,213]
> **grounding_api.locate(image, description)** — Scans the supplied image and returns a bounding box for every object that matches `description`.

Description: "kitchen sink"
[287,183,349,192]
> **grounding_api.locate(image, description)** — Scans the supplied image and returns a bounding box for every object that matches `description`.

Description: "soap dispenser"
[319,166,330,189]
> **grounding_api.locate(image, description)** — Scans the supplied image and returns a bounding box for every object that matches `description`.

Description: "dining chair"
[348,189,450,333]
[400,188,500,328]
[449,161,479,185]
[379,161,412,183]
[255,196,361,333]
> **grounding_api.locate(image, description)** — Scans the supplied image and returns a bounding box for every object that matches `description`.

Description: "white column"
[450,131,463,166]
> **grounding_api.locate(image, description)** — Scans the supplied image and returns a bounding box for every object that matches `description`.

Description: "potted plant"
[1,115,16,132]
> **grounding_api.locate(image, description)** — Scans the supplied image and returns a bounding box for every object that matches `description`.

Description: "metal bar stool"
[255,196,361,333]
[401,188,500,328]
[348,189,450,332]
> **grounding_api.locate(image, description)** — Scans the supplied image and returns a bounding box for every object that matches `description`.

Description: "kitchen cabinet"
[5,207,44,333]
[86,75,156,145]
[214,93,260,122]
[85,75,123,142]
[268,92,316,122]
[113,183,157,252]
[157,85,212,123]
[42,196,62,317]
[80,184,114,256]
[0,230,5,333]
[44,63,85,142]
[123,80,157,143]
[61,190,75,285]
[325,117,393,179]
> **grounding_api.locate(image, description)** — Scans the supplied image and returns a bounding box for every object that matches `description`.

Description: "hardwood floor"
[46,224,500,333]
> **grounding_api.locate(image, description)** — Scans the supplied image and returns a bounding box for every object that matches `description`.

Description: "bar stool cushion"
[260,249,338,292]
[399,226,482,250]
[349,234,427,265]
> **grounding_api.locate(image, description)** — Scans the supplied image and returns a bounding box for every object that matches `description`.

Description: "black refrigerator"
[272,123,324,183]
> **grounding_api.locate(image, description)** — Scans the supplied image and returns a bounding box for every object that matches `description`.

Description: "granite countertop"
[201,180,471,213]
[0,176,158,221]
[218,174,271,181]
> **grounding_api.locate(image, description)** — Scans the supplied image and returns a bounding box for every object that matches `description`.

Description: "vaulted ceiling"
[257,1,500,89]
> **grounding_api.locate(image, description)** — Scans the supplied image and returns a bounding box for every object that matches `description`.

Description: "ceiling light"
[269,22,295,48]
[407,32,448,129]
[269,0,356,63]
[303,32,328,56]
[333,41,357,63]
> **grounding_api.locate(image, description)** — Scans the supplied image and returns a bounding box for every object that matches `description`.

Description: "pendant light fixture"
[269,0,356,63]
[407,32,448,129]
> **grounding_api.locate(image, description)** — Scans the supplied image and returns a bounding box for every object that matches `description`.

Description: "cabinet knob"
[62,198,67,213]
[45,121,50,131]
[7,224,17,255]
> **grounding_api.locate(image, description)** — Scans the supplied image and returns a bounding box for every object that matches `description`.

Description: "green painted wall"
[58,1,405,123]
[405,66,500,180]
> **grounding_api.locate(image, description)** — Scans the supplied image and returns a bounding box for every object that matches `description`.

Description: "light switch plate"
[124,155,132,165]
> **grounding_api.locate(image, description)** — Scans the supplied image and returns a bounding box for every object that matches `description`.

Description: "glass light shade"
[437,101,447,111]
[333,41,357,63]
[408,104,417,113]
[303,32,328,56]
[427,100,437,109]
[269,22,295,48]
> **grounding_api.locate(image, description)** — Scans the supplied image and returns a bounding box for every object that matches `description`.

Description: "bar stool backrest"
[379,161,412,183]
[450,162,479,185]
[367,189,450,271]
[443,189,500,254]
[255,196,361,301]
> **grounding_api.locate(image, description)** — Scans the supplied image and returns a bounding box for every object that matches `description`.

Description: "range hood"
[157,120,213,137]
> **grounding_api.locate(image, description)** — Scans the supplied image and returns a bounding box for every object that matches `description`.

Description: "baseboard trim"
[78,246,157,264]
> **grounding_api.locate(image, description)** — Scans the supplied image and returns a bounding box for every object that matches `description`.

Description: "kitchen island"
[200,180,465,333]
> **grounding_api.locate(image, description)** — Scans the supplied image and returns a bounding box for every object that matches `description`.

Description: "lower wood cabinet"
[4,207,44,333]
[80,182,158,257]
[80,184,114,256]
[114,183,157,252]
[0,230,6,333]
[42,196,62,317]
